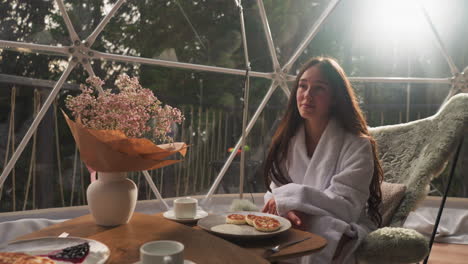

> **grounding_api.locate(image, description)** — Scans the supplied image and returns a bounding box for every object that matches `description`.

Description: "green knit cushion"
[357,227,429,264]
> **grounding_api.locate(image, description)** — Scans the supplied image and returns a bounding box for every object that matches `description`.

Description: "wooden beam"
[0,73,79,91]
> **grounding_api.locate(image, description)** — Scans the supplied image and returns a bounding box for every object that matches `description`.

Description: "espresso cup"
[173,197,197,219]
[140,240,184,264]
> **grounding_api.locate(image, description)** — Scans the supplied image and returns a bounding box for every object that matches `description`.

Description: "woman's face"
[296,66,333,121]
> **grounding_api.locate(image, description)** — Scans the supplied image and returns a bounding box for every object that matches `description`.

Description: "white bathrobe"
[265,119,376,264]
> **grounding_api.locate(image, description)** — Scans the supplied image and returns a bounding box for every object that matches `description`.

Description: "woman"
[263,57,383,264]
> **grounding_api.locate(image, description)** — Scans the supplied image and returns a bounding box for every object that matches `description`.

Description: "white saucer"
[163,209,208,223]
[134,260,195,264]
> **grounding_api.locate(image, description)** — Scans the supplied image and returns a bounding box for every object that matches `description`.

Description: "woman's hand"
[286,210,307,230]
[262,199,307,230]
[262,198,278,215]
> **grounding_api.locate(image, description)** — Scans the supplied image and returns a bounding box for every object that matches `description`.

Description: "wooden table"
[16,212,327,263]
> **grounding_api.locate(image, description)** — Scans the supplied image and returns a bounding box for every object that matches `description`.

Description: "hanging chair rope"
[147,171,152,200]
[22,129,37,211]
[80,161,85,204]
[1,86,17,209]
[239,66,250,199]
[184,106,194,196]
[137,171,141,192]
[237,0,252,200]
[175,108,186,197]
[53,100,65,206]
[202,0,252,204]
[174,0,206,50]
[21,89,39,210]
[32,89,40,209]
[11,87,16,211]
[70,145,78,206]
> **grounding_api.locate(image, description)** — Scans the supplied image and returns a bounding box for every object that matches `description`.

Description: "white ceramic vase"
[87,171,137,226]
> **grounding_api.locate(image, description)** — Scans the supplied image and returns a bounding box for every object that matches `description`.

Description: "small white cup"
[173,197,197,219]
[140,240,184,264]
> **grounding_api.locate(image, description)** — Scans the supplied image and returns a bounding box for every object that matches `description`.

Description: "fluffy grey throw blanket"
[369,93,468,226]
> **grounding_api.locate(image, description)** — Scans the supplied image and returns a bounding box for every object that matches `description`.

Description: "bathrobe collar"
[287,118,345,190]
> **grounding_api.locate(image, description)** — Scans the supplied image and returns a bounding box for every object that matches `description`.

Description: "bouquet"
[64,74,187,172]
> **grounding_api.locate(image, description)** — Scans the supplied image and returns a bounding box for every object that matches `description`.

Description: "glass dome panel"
[293,0,454,78]
[90,0,259,73]
[0,1,65,46]
[1,0,468,214]
[262,0,331,67]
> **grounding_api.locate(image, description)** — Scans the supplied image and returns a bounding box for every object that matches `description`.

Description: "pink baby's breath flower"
[65,75,184,143]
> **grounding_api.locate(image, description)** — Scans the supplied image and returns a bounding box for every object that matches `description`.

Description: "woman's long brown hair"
[263,57,383,227]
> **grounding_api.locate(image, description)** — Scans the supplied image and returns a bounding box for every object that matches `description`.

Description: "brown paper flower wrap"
[63,111,187,172]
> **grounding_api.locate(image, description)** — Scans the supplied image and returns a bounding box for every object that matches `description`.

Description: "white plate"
[163,209,208,223]
[197,211,291,240]
[0,237,110,264]
[134,260,196,264]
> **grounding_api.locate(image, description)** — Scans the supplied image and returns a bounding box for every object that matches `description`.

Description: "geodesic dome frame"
[0,0,464,209]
